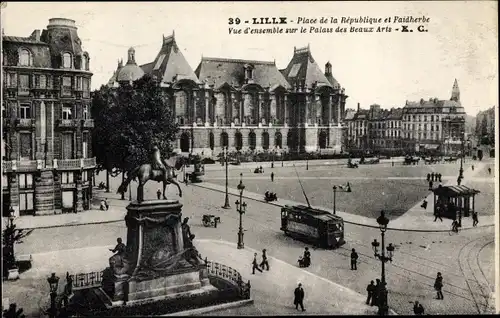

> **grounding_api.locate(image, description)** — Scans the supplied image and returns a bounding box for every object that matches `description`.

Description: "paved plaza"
[2,158,496,316]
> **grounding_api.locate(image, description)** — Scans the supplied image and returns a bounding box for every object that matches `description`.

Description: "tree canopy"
[91,75,179,175]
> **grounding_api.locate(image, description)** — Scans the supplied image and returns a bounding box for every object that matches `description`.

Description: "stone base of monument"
[66,199,251,316]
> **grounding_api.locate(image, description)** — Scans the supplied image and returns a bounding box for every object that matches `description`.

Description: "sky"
[2,1,498,116]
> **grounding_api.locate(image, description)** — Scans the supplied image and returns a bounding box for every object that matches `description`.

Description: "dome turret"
[117,47,144,83]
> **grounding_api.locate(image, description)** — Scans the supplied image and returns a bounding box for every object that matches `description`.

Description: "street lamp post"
[371,211,395,316]
[235,173,246,249]
[222,147,231,209]
[46,273,60,318]
[332,186,337,214]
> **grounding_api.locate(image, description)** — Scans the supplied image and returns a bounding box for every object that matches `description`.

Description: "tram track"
[456,235,495,314]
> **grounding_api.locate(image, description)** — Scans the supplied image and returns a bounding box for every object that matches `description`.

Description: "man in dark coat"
[372,279,381,306]
[430,172,435,181]
[434,272,444,299]
[271,172,275,182]
[252,253,263,274]
[294,283,305,311]
[472,211,479,227]
[350,248,359,270]
[438,173,442,182]
[426,173,431,182]
[366,280,375,305]
[413,301,424,315]
[260,249,270,271]
[303,247,311,267]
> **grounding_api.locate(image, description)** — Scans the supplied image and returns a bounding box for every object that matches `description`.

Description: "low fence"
[66,260,251,299]
[68,270,104,291]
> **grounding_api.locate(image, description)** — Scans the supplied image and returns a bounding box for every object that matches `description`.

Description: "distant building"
[2,18,95,217]
[402,79,466,154]
[344,103,403,154]
[475,106,495,145]
[107,34,349,155]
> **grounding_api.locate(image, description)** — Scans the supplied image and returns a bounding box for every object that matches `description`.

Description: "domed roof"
[117,47,144,82]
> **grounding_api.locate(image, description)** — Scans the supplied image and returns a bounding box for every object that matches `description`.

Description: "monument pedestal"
[102,200,216,307]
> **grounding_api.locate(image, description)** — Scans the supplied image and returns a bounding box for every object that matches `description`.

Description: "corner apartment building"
[402,79,465,154]
[344,104,403,153]
[107,34,349,156]
[2,18,95,217]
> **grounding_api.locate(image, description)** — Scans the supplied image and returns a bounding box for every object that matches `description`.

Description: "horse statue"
[117,155,186,202]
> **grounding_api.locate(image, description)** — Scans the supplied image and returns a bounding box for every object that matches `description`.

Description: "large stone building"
[2,18,95,217]
[107,33,348,156]
[345,104,404,154]
[402,79,466,154]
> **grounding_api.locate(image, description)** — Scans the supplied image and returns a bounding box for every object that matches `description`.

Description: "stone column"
[258,92,263,124]
[192,90,198,125]
[304,95,311,125]
[284,94,288,125]
[337,92,342,126]
[204,91,210,125]
[75,171,83,213]
[231,92,238,124]
[240,94,245,124]
[329,95,333,125]
[270,94,277,124]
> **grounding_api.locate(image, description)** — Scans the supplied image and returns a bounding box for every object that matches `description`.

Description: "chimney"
[357,103,360,112]
[30,30,41,41]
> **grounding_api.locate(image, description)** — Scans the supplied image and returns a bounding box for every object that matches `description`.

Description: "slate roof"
[140,62,155,74]
[195,57,291,90]
[325,73,341,89]
[386,108,403,119]
[282,46,332,89]
[2,36,47,45]
[405,99,462,108]
[147,34,199,84]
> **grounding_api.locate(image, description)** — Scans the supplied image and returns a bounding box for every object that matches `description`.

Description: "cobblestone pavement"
[3,160,496,315]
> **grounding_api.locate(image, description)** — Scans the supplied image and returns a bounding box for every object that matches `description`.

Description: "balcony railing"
[82,119,94,128]
[55,157,96,171]
[58,119,77,128]
[2,160,38,173]
[68,271,104,291]
[17,118,35,128]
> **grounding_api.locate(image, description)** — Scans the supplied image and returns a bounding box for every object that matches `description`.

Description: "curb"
[160,299,254,316]
[192,183,494,233]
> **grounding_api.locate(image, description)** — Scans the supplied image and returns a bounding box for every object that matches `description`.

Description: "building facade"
[402,79,465,154]
[2,18,95,217]
[107,34,349,156]
[475,106,495,145]
[344,103,403,154]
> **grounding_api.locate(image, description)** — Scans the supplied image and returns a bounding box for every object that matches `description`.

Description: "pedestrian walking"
[413,301,425,315]
[156,188,161,200]
[270,172,274,182]
[471,164,474,171]
[438,173,442,182]
[293,283,305,311]
[366,280,375,305]
[426,173,431,182]
[303,247,311,267]
[488,167,491,175]
[260,249,270,271]
[252,253,263,274]
[434,207,443,222]
[350,248,358,270]
[434,272,444,299]
[428,180,433,190]
[430,172,435,181]
[472,211,478,227]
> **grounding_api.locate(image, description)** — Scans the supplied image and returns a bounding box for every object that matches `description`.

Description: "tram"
[280,205,345,249]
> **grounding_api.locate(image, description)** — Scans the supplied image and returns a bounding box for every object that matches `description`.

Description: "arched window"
[235,132,243,151]
[220,132,229,148]
[248,131,256,150]
[209,132,215,150]
[81,55,87,70]
[18,49,31,66]
[275,132,283,148]
[262,132,270,150]
[62,53,72,68]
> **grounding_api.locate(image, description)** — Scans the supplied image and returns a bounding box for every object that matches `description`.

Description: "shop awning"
[424,144,440,150]
[433,185,480,197]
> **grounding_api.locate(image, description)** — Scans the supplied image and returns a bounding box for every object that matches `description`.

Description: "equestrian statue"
[117,146,185,202]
